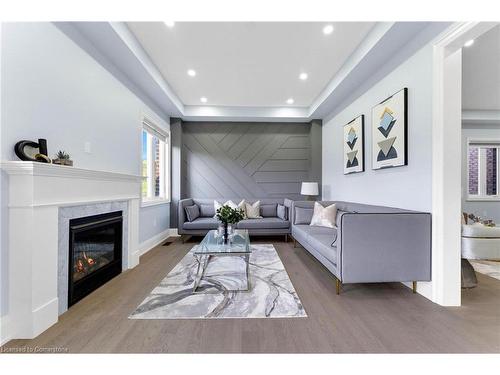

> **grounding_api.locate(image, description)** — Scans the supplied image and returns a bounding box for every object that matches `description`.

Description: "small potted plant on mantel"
[52,150,73,166]
[215,205,245,244]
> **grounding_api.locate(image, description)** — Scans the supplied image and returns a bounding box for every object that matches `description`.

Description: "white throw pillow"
[238,200,247,219]
[214,200,222,214]
[245,201,262,219]
[214,200,246,218]
[310,202,337,228]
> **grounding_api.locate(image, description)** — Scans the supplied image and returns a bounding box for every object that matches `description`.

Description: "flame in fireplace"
[83,252,95,266]
[75,252,98,274]
[76,259,85,273]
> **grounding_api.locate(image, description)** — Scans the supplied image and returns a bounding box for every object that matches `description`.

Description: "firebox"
[68,211,123,307]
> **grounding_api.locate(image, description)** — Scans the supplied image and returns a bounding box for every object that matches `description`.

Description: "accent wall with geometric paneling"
[180,121,322,201]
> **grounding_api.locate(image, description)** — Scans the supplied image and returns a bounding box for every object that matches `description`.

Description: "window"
[141,118,170,205]
[467,139,499,200]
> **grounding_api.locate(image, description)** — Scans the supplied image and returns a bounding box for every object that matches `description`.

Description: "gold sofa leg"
[412,281,417,294]
[336,279,341,295]
[285,234,288,242]
[293,238,297,248]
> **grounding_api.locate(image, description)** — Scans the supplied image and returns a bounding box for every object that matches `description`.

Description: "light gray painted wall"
[1,23,170,315]
[0,172,6,318]
[322,43,433,212]
[181,121,321,203]
[462,25,500,111]
[309,119,323,196]
[461,125,500,222]
[0,24,6,319]
[170,118,183,226]
[139,204,170,243]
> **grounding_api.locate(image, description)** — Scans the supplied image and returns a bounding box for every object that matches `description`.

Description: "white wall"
[1,23,171,321]
[461,126,500,222]
[321,42,436,301]
[322,43,433,212]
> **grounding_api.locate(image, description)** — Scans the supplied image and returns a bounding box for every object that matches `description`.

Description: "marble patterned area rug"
[129,244,307,319]
[470,260,500,281]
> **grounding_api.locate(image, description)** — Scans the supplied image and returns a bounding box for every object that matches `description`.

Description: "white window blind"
[141,117,170,205]
[467,139,499,200]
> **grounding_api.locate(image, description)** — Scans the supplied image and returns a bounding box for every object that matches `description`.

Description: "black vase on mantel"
[14,138,49,162]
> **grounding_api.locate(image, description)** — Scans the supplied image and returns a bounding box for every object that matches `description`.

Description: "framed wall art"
[343,115,364,174]
[372,88,408,170]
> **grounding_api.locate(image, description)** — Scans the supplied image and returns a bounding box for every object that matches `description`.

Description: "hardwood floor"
[2,237,500,353]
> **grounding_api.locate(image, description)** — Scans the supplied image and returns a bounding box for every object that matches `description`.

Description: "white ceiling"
[126,22,375,107]
[462,24,500,111]
[60,22,448,121]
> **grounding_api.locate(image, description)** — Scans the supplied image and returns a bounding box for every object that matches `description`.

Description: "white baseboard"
[138,228,178,257]
[32,297,58,338]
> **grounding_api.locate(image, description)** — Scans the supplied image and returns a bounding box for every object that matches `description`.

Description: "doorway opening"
[432,22,499,306]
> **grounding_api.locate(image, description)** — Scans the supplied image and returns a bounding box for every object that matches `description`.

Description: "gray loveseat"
[178,198,292,240]
[291,201,431,294]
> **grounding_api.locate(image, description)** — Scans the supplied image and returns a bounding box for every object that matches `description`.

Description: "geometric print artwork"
[343,115,364,174]
[372,88,408,170]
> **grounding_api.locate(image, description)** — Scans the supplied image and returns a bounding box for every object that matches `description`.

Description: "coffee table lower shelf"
[192,252,251,293]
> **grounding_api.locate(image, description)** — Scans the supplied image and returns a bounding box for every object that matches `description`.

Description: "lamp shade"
[301,182,319,196]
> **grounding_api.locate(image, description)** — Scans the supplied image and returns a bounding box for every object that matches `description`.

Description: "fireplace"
[68,211,123,307]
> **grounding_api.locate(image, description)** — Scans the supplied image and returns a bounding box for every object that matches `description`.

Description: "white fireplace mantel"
[2,161,143,207]
[1,161,143,342]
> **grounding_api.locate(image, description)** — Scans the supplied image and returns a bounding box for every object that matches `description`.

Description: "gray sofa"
[291,201,431,294]
[178,198,292,240]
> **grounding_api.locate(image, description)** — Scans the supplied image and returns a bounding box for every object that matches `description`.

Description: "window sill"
[141,199,171,208]
[466,196,500,202]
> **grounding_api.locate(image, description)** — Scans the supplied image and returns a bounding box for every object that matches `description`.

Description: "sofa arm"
[339,212,431,283]
[178,198,194,234]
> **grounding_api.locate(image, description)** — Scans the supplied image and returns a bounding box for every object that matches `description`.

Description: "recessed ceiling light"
[464,39,475,47]
[187,69,196,77]
[200,97,208,103]
[323,24,334,35]
[165,21,175,28]
[286,98,294,105]
[299,72,308,80]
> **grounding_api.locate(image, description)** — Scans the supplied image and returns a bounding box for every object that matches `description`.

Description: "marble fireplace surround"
[58,201,129,314]
[1,161,142,342]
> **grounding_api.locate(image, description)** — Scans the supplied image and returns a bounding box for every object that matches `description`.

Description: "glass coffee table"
[193,229,251,293]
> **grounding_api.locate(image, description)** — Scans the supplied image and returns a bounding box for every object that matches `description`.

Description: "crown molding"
[182,105,310,122]
[462,110,500,125]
